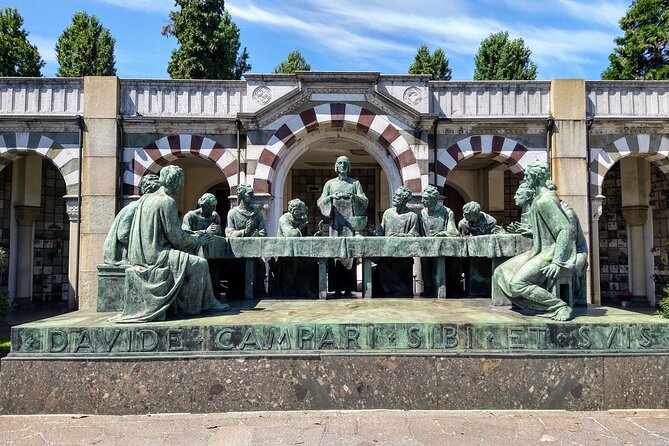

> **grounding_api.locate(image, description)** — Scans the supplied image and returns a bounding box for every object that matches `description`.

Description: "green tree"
[473,31,537,80]
[602,0,669,80]
[0,8,44,76]
[273,50,311,74]
[408,44,452,80]
[162,0,251,80]
[55,12,116,77]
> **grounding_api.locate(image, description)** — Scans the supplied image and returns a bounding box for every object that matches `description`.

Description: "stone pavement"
[1,409,668,445]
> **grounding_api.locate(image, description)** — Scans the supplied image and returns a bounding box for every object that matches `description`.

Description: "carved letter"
[508,327,525,349]
[266,327,291,350]
[606,326,618,349]
[345,327,360,349]
[215,328,234,350]
[49,330,68,353]
[442,326,458,348]
[318,327,336,349]
[464,325,472,350]
[138,329,158,352]
[298,327,313,349]
[239,327,261,350]
[407,326,421,349]
[639,326,653,348]
[98,329,122,353]
[578,326,591,349]
[167,329,185,351]
[74,330,94,353]
[528,327,549,349]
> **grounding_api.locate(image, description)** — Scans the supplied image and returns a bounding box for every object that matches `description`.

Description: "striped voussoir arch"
[0,132,80,194]
[123,134,238,196]
[590,134,669,196]
[435,135,532,191]
[253,102,422,194]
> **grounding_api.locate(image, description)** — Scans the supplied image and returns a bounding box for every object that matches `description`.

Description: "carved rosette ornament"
[252,86,272,105]
[403,87,422,106]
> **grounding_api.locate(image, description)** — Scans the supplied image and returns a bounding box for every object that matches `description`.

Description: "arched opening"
[598,157,669,305]
[444,158,522,227]
[142,157,230,222]
[283,138,389,234]
[597,157,667,306]
[0,155,72,310]
[442,185,466,223]
[268,129,402,236]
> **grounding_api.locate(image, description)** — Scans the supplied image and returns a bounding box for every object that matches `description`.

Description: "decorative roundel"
[403,87,422,106]
[252,86,272,105]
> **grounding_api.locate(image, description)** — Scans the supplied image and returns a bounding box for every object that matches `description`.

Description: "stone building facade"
[0,74,667,309]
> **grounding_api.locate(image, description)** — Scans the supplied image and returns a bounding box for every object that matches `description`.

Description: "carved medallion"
[403,87,422,106]
[252,86,272,105]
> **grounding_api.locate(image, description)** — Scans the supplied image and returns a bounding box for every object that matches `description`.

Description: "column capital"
[621,205,649,226]
[63,195,79,223]
[13,205,41,226]
[592,195,606,221]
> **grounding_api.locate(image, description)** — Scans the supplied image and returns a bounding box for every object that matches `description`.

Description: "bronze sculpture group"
[104,157,586,323]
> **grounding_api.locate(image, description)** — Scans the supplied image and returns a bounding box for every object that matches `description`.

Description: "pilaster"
[550,79,591,303]
[79,77,120,309]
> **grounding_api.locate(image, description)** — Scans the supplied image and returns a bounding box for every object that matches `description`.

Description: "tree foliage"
[162,0,251,80]
[273,50,311,74]
[56,12,116,77]
[473,31,537,80]
[602,0,669,80]
[0,8,44,76]
[408,44,452,80]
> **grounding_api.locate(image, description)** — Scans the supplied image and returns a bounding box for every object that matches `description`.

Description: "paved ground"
[1,409,669,445]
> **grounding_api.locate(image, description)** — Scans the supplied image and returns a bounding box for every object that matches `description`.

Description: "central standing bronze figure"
[317,155,369,296]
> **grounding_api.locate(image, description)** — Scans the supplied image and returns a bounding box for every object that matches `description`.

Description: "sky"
[5,0,632,80]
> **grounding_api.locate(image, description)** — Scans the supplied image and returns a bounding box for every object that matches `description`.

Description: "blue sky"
[6,0,631,80]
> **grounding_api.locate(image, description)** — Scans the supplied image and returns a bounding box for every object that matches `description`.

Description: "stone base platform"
[2,299,669,414]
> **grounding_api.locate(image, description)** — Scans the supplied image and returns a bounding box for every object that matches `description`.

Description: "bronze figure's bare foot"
[552,306,572,321]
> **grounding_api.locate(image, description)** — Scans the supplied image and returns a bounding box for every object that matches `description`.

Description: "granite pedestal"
[2,299,668,414]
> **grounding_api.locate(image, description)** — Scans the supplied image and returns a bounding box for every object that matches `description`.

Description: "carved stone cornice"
[621,205,649,226]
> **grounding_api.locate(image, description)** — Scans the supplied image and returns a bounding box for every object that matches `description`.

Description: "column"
[487,166,506,223]
[78,77,120,310]
[64,195,79,310]
[621,206,649,297]
[620,157,651,300]
[590,195,605,305]
[550,79,590,301]
[13,205,41,302]
[8,156,42,304]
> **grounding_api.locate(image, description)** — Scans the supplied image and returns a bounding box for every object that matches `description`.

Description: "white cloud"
[556,0,629,27]
[93,0,172,13]
[30,35,57,63]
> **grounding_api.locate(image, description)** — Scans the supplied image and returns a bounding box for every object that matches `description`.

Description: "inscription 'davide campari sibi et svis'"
[13,323,669,355]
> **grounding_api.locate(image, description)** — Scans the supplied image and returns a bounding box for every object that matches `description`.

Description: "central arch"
[266,129,403,236]
[253,103,424,195]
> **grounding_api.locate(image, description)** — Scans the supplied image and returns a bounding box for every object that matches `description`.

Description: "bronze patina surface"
[10,299,669,356]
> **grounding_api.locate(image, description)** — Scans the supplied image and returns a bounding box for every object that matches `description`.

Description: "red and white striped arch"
[590,134,669,197]
[435,135,542,190]
[123,134,238,196]
[0,131,80,195]
[252,103,425,194]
